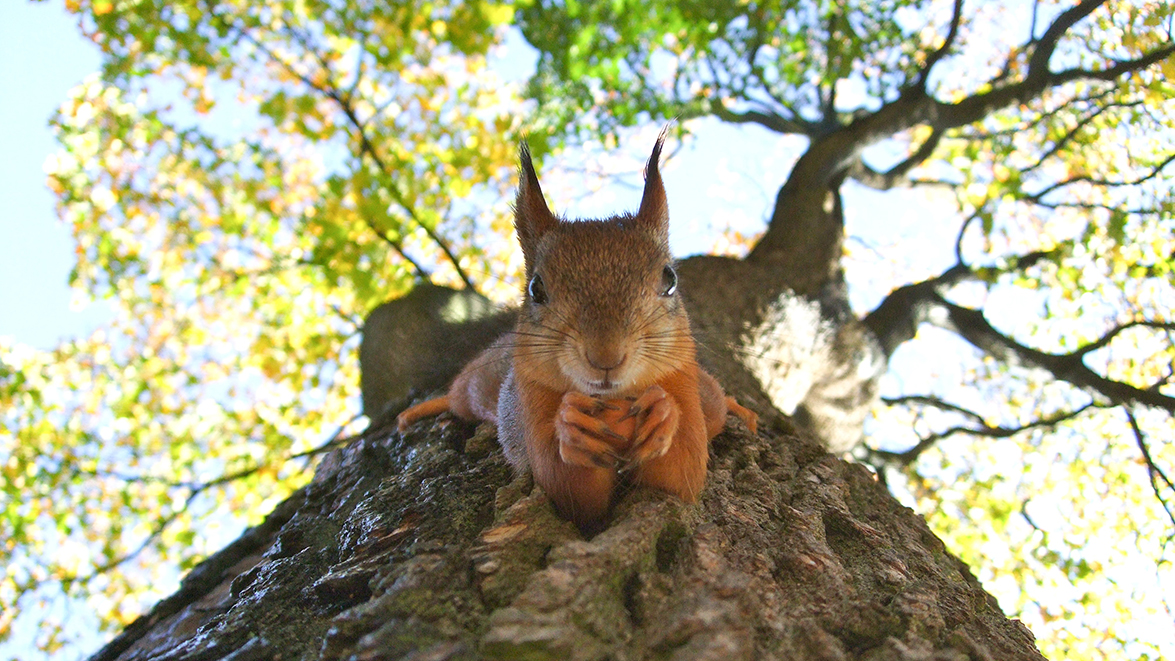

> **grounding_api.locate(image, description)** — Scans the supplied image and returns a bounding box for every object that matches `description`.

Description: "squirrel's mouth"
[562,358,633,397]
[569,372,624,397]
[587,379,619,395]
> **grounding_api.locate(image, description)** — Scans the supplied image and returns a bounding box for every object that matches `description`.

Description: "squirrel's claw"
[560,401,627,444]
[557,393,632,470]
[617,404,641,423]
[564,391,626,417]
[627,385,680,466]
[556,427,623,469]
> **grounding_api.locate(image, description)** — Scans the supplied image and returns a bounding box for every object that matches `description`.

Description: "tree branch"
[864,256,1175,415]
[364,216,432,281]
[930,298,1175,413]
[861,261,975,356]
[1032,201,1167,215]
[938,40,1175,131]
[848,127,943,190]
[747,0,1170,293]
[66,415,360,586]
[310,74,479,291]
[872,397,1101,466]
[1024,98,1142,172]
[712,104,815,136]
[1026,0,1104,84]
[1125,408,1175,529]
[791,1,1116,191]
[1051,42,1175,85]
[882,394,987,424]
[916,0,966,89]
[1026,152,1175,201]
[821,9,840,125]
[225,15,477,290]
[1073,320,1175,359]
[953,206,984,263]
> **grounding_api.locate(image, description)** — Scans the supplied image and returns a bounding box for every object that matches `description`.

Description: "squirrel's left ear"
[636,127,670,242]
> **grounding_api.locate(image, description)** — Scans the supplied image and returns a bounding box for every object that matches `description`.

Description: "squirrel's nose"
[585,350,627,372]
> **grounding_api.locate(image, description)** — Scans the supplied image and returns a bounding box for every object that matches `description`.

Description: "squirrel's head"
[511,130,694,397]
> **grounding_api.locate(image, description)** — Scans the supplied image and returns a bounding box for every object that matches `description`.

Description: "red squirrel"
[398,132,757,530]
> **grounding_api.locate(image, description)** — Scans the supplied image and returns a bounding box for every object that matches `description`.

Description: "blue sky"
[1,1,108,350]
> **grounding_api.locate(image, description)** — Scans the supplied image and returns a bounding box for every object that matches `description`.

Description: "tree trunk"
[90,406,1045,661]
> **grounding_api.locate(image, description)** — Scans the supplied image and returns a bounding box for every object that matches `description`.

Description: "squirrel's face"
[517,219,693,397]
[510,130,694,397]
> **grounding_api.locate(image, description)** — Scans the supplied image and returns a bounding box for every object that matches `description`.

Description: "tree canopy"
[1,0,1172,659]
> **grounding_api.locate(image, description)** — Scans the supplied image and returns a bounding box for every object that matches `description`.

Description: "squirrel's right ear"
[635,128,670,245]
[514,142,558,266]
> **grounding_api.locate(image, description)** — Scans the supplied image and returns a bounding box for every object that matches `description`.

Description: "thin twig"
[875,399,1101,465]
[1125,408,1175,530]
[226,15,475,289]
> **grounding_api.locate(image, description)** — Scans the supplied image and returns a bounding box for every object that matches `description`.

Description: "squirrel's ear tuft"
[636,127,670,242]
[515,141,558,266]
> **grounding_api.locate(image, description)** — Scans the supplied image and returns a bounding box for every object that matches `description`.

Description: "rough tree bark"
[90,402,1045,661]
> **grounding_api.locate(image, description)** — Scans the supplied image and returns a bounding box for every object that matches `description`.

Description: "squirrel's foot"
[724,396,759,435]
[556,392,629,470]
[624,385,680,468]
[397,396,451,432]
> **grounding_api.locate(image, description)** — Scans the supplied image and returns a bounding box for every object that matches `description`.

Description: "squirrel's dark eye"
[528,274,548,305]
[660,265,677,297]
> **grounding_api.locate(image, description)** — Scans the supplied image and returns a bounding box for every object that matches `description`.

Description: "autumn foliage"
[1,1,1172,659]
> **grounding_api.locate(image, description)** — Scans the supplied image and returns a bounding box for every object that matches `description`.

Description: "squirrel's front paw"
[625,385,680,467]
[556,392,631,469]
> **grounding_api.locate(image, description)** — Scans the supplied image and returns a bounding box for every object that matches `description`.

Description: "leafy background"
[1,0,1172,659]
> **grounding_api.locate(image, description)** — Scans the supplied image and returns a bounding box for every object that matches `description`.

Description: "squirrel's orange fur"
[398,131,756,530]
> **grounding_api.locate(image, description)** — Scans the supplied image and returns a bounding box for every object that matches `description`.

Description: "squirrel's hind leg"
[397,396,451,431]
[397,338,511,432]
[697,368,758,436]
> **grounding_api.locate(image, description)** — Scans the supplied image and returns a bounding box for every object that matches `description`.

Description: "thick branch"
[931,298,1175,413]
[938,41,1175,130]
[861,262,975,356]
[1025,0,1104,83]
[748,0,1173,286]
[952,94,1097,141]
[864,259,1175,414]
[789,0,1168,192]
